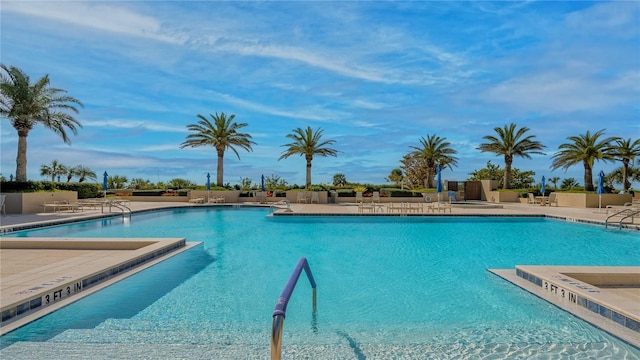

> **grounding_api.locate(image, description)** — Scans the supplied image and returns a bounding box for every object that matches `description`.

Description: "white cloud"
[3,1,185,44]
[83,119,187,133]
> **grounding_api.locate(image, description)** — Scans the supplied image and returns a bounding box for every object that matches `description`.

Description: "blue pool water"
[2,207,639,358]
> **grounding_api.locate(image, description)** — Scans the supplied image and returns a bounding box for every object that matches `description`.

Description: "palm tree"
[279,126,338,188]
[477,123,545,189]
[73,165,97,183]
[551,129,619,191]
[0,65,83,181]
[108,175,128,189]
[180,112,255,186]
[410,134,458,188]
[561,177,579,190]
[64,167,77,182]
[611,138,640,193]
[548,176,560,190]
[40,160,67,182]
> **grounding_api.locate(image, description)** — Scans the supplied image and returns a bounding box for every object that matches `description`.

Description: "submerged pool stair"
[2,320,635,360]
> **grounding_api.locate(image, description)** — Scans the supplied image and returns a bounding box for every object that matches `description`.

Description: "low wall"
[556,193,632,208]
[485,191,520,203]
[1,192,78,214]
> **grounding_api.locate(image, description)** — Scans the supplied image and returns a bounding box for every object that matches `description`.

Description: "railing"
[605,208,640,229]
[271,257,317,360]
[108,201,131,217]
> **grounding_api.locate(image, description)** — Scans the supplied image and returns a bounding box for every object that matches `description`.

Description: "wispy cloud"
[83,119,187,133]
[3,1,185,44]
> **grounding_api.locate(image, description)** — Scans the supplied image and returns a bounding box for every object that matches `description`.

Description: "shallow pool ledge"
[0,237,197,335]
[489,266,640,349]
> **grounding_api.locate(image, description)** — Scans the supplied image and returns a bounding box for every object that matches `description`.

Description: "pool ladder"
[108,202,131,218]
[271,257,317,360]
[605,208,640,229]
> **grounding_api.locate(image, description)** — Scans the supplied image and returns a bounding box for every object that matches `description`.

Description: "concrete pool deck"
[1,201,638,347]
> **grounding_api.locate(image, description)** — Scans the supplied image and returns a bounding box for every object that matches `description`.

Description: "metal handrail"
[617,209,640,229]
[605,207,639,228]
[271,257,317,360]
[108,201,131,217]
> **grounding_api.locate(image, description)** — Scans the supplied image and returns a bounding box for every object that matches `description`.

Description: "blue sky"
[1,1,639,188]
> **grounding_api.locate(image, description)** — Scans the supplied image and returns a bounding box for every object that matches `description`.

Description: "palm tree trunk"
[623,159,630,191]
[216,150,224,186]
[15,131,28,182]
[503,156,512,189]
[305,155,313,188]
[583,160,593,191]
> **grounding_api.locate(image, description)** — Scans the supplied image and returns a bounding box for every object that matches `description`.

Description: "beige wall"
[556,193,632,208]
[1,192,78,214]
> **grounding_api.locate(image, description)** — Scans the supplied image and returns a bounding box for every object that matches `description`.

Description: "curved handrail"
[605,207,638,228]
[617,209,640,229]
[271,257,317,360]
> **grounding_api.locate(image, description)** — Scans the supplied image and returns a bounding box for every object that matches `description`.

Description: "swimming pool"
[2,207,639,358]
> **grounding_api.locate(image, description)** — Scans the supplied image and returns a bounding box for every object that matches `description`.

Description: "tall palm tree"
[611,138,640,193]
[477,123,545,189]
[180,112,255,186]
[73,165,97,183]
[410,134,458,188]
[0,65,83,181]
[40,160,67,182]
[279,126,338,188]
[551,129,618,191]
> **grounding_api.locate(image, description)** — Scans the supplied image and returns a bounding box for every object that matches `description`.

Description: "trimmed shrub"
[380,188,423,197]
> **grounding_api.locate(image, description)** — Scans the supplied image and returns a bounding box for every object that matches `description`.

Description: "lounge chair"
[387,203,404,213]
[296,192,308,204]
[372,191,380,203]
[527,193,539,205]
[355,192,364,204]
[431,202,451,213]
[358,201,374,213]
[41,200,82,213]
[189,197,205,204]
[0,195,5,216]
[547,192,558,207]
[310,192,319,204]
[208,196,225,204]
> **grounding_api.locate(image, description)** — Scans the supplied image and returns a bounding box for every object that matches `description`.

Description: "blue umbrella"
[597,170,605,209]
[540,176,546,196]
[261,174,265,192]
[596,170,605,195]
[436,164,442,201]
[206,173,211,202]
[103,171,108,198]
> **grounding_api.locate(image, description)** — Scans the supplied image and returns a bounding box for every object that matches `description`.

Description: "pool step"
[3,340,634,359]
[0,342,358,359]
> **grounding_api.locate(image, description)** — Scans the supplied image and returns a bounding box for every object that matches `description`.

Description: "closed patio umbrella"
[597,170,605,209]
[103,171,108,198]
[436,164,442,202]
[540,176,546,196]
[206,173,211,201]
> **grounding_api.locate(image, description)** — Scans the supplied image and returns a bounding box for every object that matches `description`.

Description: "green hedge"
[380,188,424,197]
[0,181,102,199]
